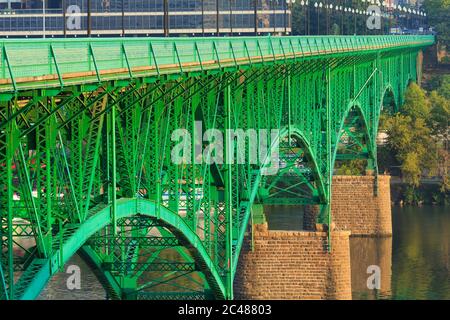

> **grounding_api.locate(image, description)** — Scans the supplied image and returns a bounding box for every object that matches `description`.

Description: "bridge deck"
[0,35,434,93]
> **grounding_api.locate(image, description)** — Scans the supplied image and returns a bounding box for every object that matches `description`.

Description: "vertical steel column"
[230,0,234,34]
[163,0,169,37]
[272,0,276,34]
[316,6,320,35]
[45,100,55,252]
[111,104,117,235]
[87,0,91,37]
[62,0,66,37]
[325,66,332,251]
[305,3,309,35]
[285,1,288,35]
[225,84,233,300]
[216,0,220,36]
[254,0,258,35]
[373,53,382,195]
[42,0,46,38]
[121,0,125,36]
[5,103,13,298]
[201,0,205,36]
[0,258,7,300]
[308,3,311,35]
[287,65,292,146]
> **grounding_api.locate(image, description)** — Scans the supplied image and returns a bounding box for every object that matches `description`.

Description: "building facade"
[0,0,291,37]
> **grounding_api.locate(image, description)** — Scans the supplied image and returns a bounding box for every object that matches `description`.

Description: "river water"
[38,205,449,300]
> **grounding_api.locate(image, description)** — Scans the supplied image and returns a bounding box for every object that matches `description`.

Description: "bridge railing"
[0,35,434,92]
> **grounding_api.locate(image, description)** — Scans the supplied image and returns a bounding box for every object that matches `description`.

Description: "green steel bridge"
[0,35,434,300]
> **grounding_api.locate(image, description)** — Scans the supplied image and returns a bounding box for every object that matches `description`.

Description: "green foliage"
[423,0,450,49]
[440,174,450,193]
[428,90,450,136]
[391,183,449,205]
[426,74,444,90]
[437,75,450,99]
[338,83,448,191]
[382,113,437,187]
[380,82,449,204]
[331,23,340,36]
[290,3,384,35]
[335,160,366,175]
[404,186,423,205]
[401,82,431,120]
[291,3,304,35]
[426,74,450,97]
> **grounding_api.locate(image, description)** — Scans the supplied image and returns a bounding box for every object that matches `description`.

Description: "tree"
[291,3,304,35]
[437,75,450,99]
[402,82,431,120]
[428,90,449,196]
[335,159,366,175]
[380,84,440,190]
[382,114,437,187]
[379,81,449,204]
[331,23,340,35]
[423,0,450,49]
[429,90,450,137]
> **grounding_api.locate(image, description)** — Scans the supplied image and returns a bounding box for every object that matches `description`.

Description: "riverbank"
[390,177,448,206]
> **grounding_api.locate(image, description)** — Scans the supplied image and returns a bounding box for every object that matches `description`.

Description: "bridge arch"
[332,100,374,173]
[287,126,327,203]
[382,84,398,113]
[258,125,327,206]
[20,198,226,300]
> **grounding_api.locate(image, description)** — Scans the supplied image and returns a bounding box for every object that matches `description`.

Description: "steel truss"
[0,35,433,300]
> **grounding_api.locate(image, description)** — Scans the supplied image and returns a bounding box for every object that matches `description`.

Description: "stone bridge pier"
[234,175,392,300]
[234,228,352,299]
[304,175,392,236]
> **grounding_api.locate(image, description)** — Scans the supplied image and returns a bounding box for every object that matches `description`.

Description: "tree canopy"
[423,0,450,49]
[402,82,431,120]
[378,82,449,204]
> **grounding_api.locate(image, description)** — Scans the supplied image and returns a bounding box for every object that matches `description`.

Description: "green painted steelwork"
[0,35,434,300]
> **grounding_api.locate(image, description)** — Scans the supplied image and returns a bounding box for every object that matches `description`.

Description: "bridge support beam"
[234,226,352,300]
[304,175,392,236]
[251,204,267,228]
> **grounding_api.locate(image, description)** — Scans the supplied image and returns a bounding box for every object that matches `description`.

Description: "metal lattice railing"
[0,35,434,92]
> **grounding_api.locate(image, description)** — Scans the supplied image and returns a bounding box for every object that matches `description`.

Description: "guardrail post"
[2,46,16,92]
[50,44,64,88]
[121,42,133,78]
[88,43,101,83]
[148,43,160,76]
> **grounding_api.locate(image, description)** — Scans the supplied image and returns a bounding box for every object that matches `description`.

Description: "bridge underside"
[0,35,433,300]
